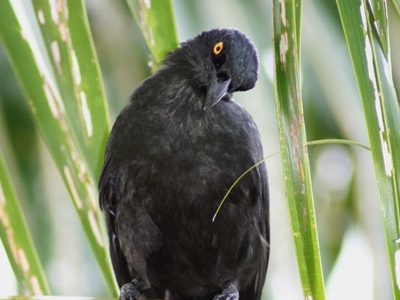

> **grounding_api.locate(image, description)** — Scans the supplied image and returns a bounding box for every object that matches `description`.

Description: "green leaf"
[367,0,389,55]
[31,0,110,179]
[272,0,326,298]
[0,0,116,295]
[336,0,400,297]
[0,153,50,295]
[125,0,178,68]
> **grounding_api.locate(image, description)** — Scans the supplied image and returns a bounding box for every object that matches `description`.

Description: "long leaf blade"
[336,0,400,297]
[0,0,117,295]
[31,0,110,178]
[272,0,325,298]
[125,0,178,67]
[0,153,50,295]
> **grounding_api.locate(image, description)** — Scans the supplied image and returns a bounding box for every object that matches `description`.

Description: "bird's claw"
[119,280,145,300]
[213,283,239,300]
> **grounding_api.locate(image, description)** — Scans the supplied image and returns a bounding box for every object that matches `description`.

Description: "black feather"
[99,28,269,300]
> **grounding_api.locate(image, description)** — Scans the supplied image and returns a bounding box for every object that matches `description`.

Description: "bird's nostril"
[217,71,230,83]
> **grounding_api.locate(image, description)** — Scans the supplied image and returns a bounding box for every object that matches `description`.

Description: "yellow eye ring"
[213,42,224,55]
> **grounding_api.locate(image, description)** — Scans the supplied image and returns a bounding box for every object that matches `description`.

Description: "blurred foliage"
[0,0,399,299]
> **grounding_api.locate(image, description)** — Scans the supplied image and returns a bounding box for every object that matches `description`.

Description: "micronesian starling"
[99,29,269,300]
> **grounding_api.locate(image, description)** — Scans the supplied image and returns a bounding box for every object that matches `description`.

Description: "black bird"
[99,28,269,300]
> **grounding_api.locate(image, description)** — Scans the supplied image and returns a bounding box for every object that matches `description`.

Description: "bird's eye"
[213,42,224,55]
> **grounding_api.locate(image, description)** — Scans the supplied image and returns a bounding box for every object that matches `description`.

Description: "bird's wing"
[99,154,132,287]
[241,163,270,300]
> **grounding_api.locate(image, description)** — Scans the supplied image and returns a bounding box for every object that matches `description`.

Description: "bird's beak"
[203,73,231,110]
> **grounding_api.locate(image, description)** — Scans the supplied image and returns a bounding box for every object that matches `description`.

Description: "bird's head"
[163,29,259,110]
